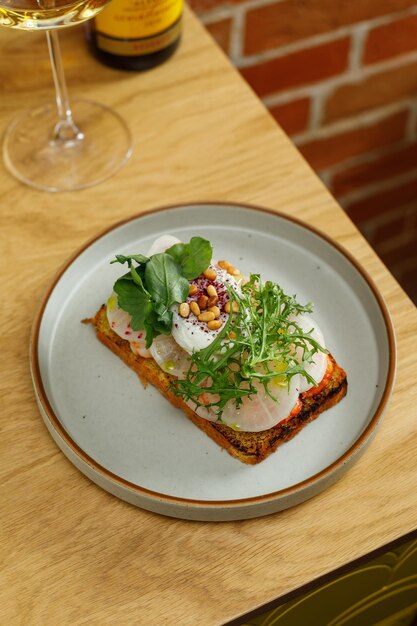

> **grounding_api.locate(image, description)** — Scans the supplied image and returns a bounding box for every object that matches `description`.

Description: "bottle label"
[95,0,182,40]
[95,18,181,56]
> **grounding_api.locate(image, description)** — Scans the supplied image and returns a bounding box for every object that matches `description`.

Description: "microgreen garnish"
[111,237,212,348]
[171,275,327,419]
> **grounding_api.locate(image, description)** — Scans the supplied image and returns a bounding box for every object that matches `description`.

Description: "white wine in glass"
[0,0,132,191]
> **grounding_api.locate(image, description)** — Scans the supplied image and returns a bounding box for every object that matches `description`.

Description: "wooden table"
[1,8,416,625]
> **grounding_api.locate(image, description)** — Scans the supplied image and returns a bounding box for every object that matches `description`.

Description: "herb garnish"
[165,237,212,280]
[171,275,327,418]
[111,237,212,347]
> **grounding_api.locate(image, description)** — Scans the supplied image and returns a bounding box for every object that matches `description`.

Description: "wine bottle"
[88,0,182,71]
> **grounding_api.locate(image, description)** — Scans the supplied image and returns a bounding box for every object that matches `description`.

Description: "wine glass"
[0,0,132,191]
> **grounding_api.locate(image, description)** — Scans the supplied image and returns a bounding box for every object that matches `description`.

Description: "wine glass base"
[3,98,132,192]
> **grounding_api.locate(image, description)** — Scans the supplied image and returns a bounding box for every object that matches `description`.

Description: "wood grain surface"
[1,8,416,625]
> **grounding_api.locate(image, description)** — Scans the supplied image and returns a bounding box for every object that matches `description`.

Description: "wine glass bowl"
[0,0,111,30]
[0,0,132,191]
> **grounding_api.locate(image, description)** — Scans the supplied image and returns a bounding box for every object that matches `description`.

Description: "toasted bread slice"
[86,305,347,464]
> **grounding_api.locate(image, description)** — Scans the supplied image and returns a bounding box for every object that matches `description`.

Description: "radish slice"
[106,293,151,358]
[149,334,191,378]
[190,374,301,432]
[219,374,302,432]
[147,235,181,256]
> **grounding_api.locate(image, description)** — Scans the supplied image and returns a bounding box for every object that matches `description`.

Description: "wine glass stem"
[46,30,84,146]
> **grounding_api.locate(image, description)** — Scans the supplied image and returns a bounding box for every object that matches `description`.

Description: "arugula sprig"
[111,237,212,348]
[171,275,327,418]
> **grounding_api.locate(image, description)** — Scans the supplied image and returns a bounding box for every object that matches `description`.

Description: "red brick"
[364,14,417,65]
[269,98,310,135]
[205,18,232,54]
[298,111,407,170]
[346,179,417,222]
[188,0,243,11]
[378,238,417,268]
[399,266,417,303]
[411,204,417,228]
[204,18,232,54]
[325,61,417,122]
[240,38,350,98]
[244,0,417,55]
[373,212,409,244]
[332,142,417,196]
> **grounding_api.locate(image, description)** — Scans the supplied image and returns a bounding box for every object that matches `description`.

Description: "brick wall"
[190,0,417,303]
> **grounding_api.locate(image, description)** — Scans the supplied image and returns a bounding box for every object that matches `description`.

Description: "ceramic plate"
[31,203,396,521]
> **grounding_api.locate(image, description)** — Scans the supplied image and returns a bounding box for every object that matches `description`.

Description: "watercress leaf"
[130,264,147,291]
[111,254,149,265]
[113,278,152,331]
[143,320,157,349]
[111,255,129,265]
[145,253,189,306]
[147,307,172,335]
[116,270,134,281]
[129,254,150,264]
[166,237,212,280]
[154,301,174,328]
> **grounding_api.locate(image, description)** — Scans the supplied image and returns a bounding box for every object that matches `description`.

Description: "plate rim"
[30,201,397,509]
